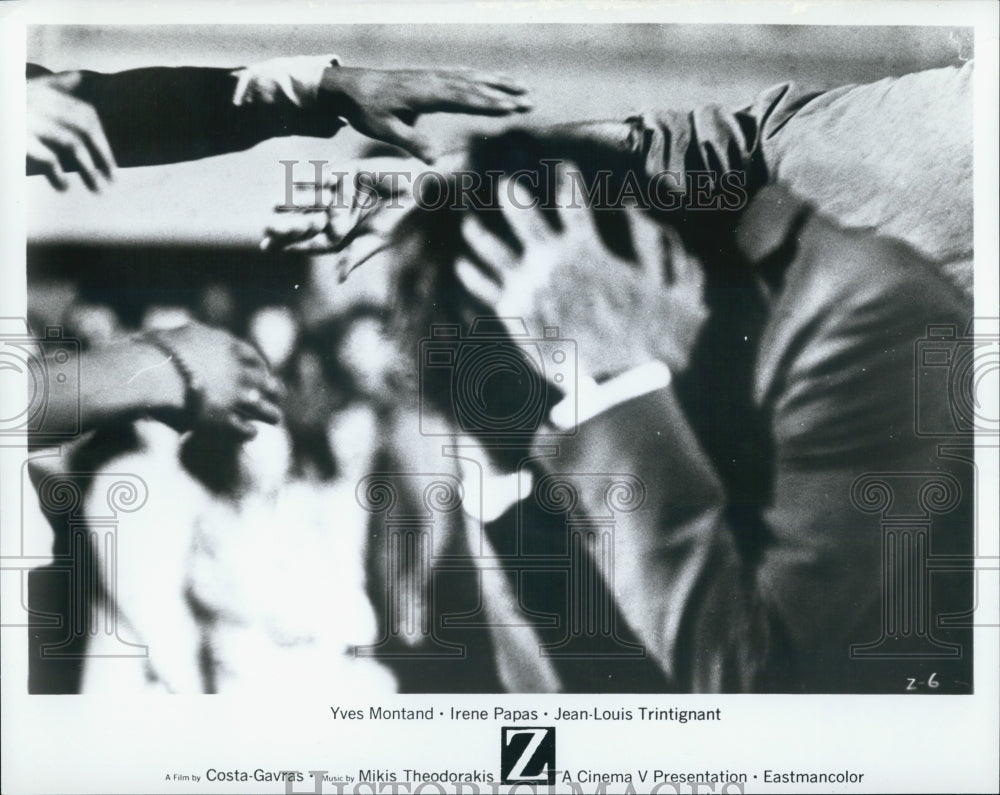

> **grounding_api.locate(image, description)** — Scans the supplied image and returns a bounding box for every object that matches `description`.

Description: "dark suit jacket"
[448,185,974,694]
[377,65,975,693]
[27,63,344,169]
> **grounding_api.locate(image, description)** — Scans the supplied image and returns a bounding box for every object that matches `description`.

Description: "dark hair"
[385,128,667,470]
[384,123,761,483]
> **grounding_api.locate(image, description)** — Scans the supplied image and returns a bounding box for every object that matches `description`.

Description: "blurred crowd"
[26,260,400,693]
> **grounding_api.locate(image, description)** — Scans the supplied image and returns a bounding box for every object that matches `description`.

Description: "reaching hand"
[261,153,469,281]
[320,67,531,162]
[261,156,422,262]
[455,162,708,382]
[27,74,117,191]
[151,323,284,439]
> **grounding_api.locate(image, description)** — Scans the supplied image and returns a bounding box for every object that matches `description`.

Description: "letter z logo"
[501,727,556,785]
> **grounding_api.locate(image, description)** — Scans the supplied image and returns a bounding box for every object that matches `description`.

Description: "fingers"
[409,84,532,116]
[224,414,260,440]
[455,256,502,307]
[262,174,357,253]
[26,141,69,191]
[453,68,529,95]
[365,115,437,164]
[26,88,116,192]
[28,128,114,192]
[263,160,418,253]
[341,67,531,161]
[395,69,531,118]
[457,169,572,302]
[60,132,101,192]
[230,366,284,430]
[236,385,282,426]
[217,372,282,439]
[332,233,393,281]
[496,178,550,247]
[68,102,116,181]
[233,341,284,398]
[456,215,517,306]
[233,339,277,375]
[536,160,606,253]
[86,120,117,180]
[546,160,584,236]
[261,208,330,252]
[622,208,668,286]
[461,214,518,273]
[552,161,577,212]
[33,127,104,192]
[262,373,285,403]
[230,338,284,423]
[328,171,381,241]
[155,323,284,437]
[245,369,285,404]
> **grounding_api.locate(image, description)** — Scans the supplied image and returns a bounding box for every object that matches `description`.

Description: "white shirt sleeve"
[231,54,340,109]
[548,360,672,431]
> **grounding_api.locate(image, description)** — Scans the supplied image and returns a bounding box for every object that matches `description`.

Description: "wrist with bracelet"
[142,331,205,429]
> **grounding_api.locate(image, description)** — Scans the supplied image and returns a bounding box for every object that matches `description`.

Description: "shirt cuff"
[548,360,673,431]
[231,54,340,109]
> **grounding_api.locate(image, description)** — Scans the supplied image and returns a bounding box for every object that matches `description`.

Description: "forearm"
[61,340,185,432]
[70,61,344,167]
[484,80,824,211]
[69,67,250,167]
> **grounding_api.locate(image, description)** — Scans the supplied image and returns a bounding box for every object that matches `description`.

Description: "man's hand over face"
[455,163,708,385]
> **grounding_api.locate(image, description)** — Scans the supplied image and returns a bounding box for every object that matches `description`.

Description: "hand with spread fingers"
[262,153,467,281]
[261,156,425,267]
[27,73,117,192]
[149,322,284,439]
[27,58,530,180]
[320,68,531,163]
[455,163,709,383]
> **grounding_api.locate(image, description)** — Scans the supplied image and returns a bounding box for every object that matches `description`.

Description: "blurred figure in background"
[56,252,469,693]
[25,50,532,692]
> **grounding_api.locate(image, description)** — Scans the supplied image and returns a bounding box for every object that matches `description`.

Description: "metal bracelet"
[143,331,205,428]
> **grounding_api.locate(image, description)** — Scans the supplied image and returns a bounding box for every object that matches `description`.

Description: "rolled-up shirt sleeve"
[618,64,973,286]
[626,81,826,199]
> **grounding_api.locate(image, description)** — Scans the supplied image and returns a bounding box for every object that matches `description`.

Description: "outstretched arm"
[27,57,531,186]
[36,321,282,442]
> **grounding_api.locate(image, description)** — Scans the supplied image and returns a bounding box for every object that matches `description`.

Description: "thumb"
[364,115,437,164]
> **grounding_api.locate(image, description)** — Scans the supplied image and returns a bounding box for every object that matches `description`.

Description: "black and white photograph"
[1,2,998,794]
